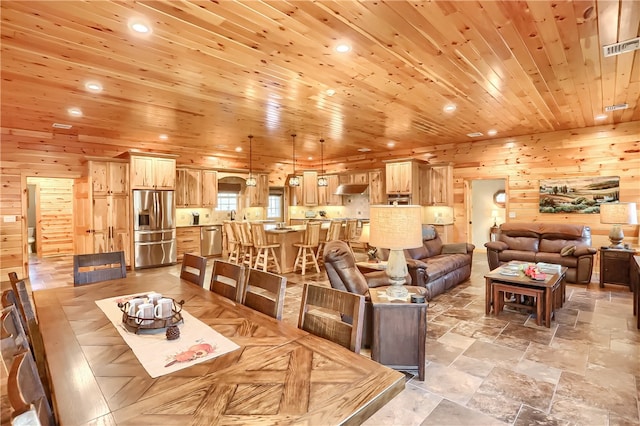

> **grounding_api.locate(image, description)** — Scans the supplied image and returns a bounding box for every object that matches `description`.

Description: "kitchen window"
[216,193,238,211]
[267,194,283,220]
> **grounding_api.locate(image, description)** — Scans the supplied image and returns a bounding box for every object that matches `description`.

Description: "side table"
[599,247,636,288]
[369,286,427,381]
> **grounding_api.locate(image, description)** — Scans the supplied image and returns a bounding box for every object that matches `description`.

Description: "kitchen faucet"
[230,210,236,221]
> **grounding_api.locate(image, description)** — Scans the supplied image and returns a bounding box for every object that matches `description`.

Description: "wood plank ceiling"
[1,1,638,169]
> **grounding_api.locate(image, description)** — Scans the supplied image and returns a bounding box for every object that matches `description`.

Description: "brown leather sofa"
[401,225,475,301]
[484,223,596,284]
[323,240,419,346]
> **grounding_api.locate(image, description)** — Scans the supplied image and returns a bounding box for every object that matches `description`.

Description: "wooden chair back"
[344,219,358,242]
[8,271,20,285]
[223,221,237,244]
[9,280,51,404]
[250,223,269,247]
[8,350,55,426]
[242,268,287,320]
[2,289,29,337]
[326,220,343,242]
[180,253,208,287]
[235,222,253,246]
[209,260,246,302]
[302,222,321,246]
[298,284,365,353]
[73,251,126,286]
[1,305,30,371]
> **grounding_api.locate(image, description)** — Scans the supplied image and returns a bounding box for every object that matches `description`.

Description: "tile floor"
[2,253,639,425]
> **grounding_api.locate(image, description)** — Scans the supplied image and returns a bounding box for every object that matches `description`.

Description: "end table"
[369,286,427,381]
[599,247,636,288]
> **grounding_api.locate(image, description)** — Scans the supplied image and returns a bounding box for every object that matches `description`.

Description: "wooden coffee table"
[484,263,567,328]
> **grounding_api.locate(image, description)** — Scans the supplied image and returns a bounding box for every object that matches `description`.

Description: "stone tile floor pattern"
[1,254,638,425]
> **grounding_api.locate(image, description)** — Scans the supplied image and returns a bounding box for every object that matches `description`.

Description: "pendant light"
[289,133,300,187]
[317,138,328,187]
[246,134,257,187]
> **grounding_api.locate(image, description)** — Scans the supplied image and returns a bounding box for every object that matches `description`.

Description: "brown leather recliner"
[323,240,414,346]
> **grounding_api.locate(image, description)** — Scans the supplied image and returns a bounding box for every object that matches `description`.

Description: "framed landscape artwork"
[539,176,620,214]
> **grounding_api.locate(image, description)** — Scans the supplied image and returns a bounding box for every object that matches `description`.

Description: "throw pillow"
[441,243,467,254]
[560,245,576,256]
[422,225,437,241]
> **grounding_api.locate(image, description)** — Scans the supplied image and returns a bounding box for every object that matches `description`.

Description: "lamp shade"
[600,202,638,225]
[359,223,370,243]
[369,205,423,250]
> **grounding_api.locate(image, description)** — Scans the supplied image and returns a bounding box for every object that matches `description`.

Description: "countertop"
[176,223,223,228]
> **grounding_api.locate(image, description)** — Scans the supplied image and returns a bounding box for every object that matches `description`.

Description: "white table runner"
[96,292,239,378]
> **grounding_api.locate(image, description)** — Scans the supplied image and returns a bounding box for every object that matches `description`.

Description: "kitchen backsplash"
[288,194,370,219]
[176,207,266,226]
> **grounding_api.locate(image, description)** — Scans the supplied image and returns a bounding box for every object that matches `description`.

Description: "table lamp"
[491,210,498,227]
[369,205,423,298]
[600,202,638,248]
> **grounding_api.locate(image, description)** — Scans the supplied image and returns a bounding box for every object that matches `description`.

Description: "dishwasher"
[201,225,223,257]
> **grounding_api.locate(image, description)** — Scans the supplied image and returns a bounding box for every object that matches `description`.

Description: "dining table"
[33,269,405,425]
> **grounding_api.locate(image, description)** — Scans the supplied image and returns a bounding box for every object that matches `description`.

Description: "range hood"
[334,183,369,195]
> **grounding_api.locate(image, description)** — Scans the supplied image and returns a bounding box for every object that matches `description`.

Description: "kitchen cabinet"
[385,161,415,195]
[201,170,218,207]
[92,194,130,265]
[339,172,369,185]
[89,160,128,196]
[129,154,176,190]
[248,173,269,207]
[302,171,318,206]
[288,174,303,206]
[176,226,201,261]
[368,170,385,204]
[422,163,453,206]
[318,175,342,206]
[176,168,202,207]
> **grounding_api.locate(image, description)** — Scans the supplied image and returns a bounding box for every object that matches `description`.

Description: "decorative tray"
[118,299,185,334]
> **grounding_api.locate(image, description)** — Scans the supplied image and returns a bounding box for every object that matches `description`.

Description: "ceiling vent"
[602,37,640,57]
[52,123,73,129]
[604,103,629,112]
[466,132,483,138]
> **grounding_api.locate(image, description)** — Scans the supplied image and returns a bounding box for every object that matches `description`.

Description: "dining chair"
[209,260,246,302]
[7,350,55,426]
[298,283,365,354]
[73,251,126,286]
[180,253,208,287]
[241,268,287,320]
[235,222,255,267]
[2,289,29,338]
[9,279,51,404]
[293,222,321,275]
[317,220,344,263]
[8,271,20,285]
[223,221,240,264]
[1,305,30,373]
[250,223,281,273]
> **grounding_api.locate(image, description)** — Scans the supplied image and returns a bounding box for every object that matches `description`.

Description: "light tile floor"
[2,254,638,425]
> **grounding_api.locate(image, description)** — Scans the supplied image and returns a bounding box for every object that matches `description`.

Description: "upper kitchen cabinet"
[422,163,454,206]
[127,153,177,190]
[302,171,318,206]
[248,173,269,207]
[368,170,386,204]
[88,159,128,196]
[318,175,342,206]
[201,170,218,207]
[339,172,369,185]
[385,161,416,195]
[176,168,202,207]
[288,175,303,206]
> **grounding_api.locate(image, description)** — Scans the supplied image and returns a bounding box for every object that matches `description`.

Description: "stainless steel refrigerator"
[133,190,177,269]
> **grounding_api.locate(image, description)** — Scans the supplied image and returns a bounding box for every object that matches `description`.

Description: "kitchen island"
[266,224,328,273]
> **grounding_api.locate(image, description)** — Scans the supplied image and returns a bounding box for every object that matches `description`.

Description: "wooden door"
[108,162,128,195]
[92,196,109,254]
[89,161,109,196]
[350,172,368,184]
[154,158,176,189]
[302,171,318,206]
[73,177,93,255]
[201,170,218,207]
[368,170,385,204]
[130,156,154,189]
[176,168,201,207]
[110,194,130,266]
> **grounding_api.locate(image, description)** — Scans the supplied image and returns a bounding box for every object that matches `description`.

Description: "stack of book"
[536,262,561,274]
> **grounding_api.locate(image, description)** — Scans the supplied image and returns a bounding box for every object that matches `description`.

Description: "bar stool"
[317,220,343,262]
[343,219,358,251]
[293,222,321,275]
[250,223,281,273]
[223,221,240,264]
[234,222,254,267]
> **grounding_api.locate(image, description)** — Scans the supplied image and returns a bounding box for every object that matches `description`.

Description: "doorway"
[466,178,506,250]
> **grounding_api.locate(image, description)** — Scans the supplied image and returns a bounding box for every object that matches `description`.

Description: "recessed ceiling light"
[68,107,83,117]
[335,44,351,53]
[595,114,608,120]
[326,89,336,96]
[128,19,151,34]
[52,123,72,129]
[84,81,103,93]
[308,156,313,160]
[235,147,242,152]
[443,104,456,113]
[487,129,498,136]
[387,142,395,148]
[467,132,483,137]
[357,148,371,152]
[159,134,168,140]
